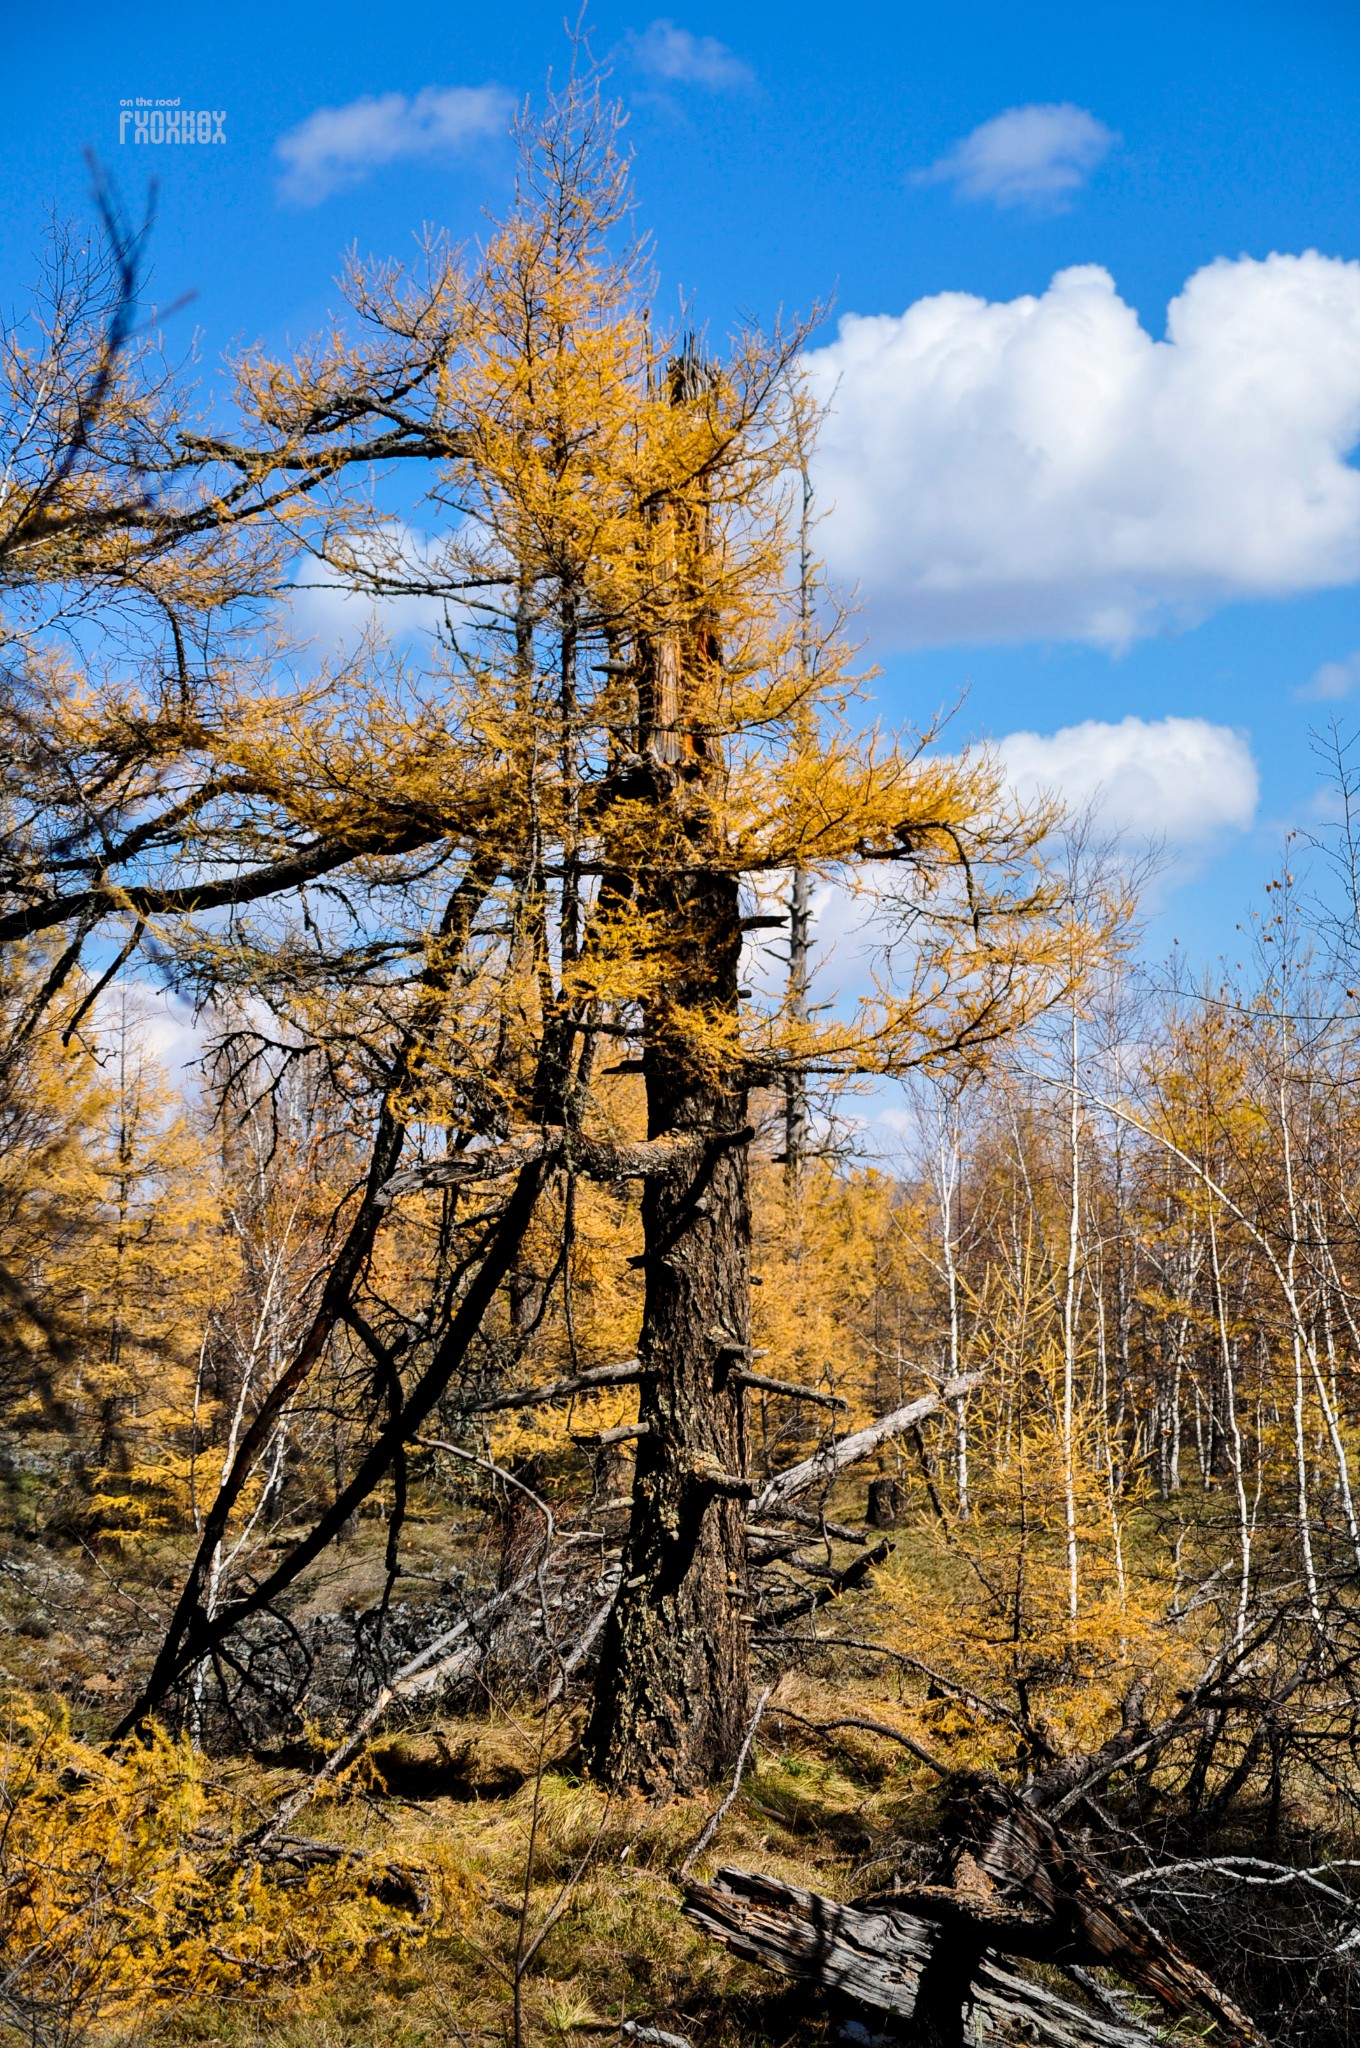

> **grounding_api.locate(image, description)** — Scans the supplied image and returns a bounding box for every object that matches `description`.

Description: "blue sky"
[6,0,1360,967]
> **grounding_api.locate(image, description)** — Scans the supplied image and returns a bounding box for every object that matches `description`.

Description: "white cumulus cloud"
[913,103,1116,210]
[737,721,1255,1051]
[288,523,463,650]
[804,254,1360,648]
[276,84,511,204]
[1299,651,1360,701]
[629,19,753,89]
[995,716,1259,845]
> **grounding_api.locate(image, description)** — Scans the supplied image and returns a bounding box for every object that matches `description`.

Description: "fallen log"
[973,1955,1162,2048]
[922,1778,1264,2042]
[681,1772,1267,2048]
[681,1867,1158,2047]
[683,1866,937,2019]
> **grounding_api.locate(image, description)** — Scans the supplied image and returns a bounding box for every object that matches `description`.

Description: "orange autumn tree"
[4,86,1072,1794]
[0,946,228,1551]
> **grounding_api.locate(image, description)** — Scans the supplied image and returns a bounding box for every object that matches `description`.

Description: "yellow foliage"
[0,1693,443,2047]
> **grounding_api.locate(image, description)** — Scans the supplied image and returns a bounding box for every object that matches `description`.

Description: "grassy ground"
[3,1457,1345,2048]
[134,1676,946,2048]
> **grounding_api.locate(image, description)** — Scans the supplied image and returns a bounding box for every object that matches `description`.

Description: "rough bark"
[583,346,756,1794]
[584,858,753,1794]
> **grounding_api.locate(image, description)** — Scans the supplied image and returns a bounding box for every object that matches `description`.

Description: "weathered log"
[546,1564,623,1704]
[682,1867,937,2018]
[682,1774,1268,2048]
[928,1780,1265,2044]
[681,1868,1159,2047]
[972,1956,1160,2048]
[620,2025,693,2048]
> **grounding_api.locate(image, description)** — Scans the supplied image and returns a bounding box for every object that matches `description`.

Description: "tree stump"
[497,1454,548,1590]
[867,1476,905,1528]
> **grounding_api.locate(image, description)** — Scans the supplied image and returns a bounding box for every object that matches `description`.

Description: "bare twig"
[678,1686,773,1879]
[766,1706,949,1776]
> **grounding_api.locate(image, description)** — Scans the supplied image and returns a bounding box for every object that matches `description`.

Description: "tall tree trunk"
[585,342,755,1794]
[584,861,752,1793]
[783,866,810,1186]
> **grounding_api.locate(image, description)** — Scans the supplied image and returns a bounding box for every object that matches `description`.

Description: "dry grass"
[4,1475,1317,2048]
[125,1660,944,2048]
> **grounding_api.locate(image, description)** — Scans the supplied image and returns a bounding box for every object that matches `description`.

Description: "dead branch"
[465,1362,645,1415]
[378,1126,743,1206]
[757,1541,892,1626]
[753,1509,869,1545]
[546,1565,623,1705]
[249,1546,579,1851]
[732,1370,849,1410]
[678,1685,773,1879]
[751,1376,982,1518]
[766,1706,949,1776]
